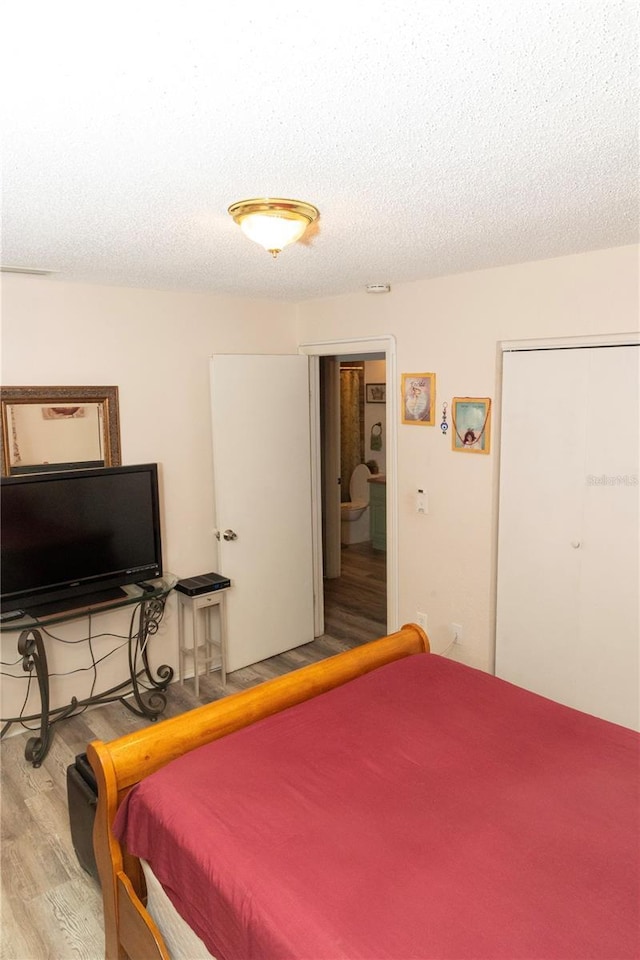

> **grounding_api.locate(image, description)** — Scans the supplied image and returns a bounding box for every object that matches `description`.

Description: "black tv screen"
[1,463,163,616]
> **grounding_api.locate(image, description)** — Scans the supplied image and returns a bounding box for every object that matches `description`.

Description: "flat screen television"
[1,463,163,617]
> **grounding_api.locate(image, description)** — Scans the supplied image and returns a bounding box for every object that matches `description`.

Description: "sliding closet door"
[496,349,587,709]
[495,344,639,729]
[579,346,639,725]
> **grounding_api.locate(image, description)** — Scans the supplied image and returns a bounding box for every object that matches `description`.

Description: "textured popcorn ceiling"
[1,1,637,301]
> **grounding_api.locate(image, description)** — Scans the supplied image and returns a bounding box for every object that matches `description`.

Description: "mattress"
[141,859,214,960]
[116,653,640,960]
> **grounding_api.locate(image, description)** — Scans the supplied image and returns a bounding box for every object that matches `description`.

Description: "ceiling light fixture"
[228,198,319,258]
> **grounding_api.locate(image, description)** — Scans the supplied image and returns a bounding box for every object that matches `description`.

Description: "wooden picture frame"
[451,397,492,454]
[401,373,435,425]
[366,383,386,403]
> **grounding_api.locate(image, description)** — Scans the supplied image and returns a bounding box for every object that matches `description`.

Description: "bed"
[87,624,640,960]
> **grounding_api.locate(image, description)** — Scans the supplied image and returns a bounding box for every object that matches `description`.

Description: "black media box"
[175,572,231,597]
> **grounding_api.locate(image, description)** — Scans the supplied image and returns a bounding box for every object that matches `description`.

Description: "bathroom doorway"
[299,334,398,642]
[319,353,387,644]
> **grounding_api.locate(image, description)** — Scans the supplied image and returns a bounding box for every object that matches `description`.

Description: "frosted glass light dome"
[228,198,319,258]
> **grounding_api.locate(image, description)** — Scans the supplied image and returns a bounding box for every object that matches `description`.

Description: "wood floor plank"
[0,891,50,960]
[40,878,105,960]
[0,543,385,958]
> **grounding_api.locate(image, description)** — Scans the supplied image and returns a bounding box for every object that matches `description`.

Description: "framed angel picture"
[401,373,436,425]
[451,397,492,454]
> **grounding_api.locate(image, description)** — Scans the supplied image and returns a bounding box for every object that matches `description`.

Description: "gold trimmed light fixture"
[227,198,319,258]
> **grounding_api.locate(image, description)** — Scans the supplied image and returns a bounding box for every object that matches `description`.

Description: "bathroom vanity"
[368,475,386,551]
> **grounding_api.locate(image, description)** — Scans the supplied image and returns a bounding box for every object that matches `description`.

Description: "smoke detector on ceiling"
[365,283,391,294]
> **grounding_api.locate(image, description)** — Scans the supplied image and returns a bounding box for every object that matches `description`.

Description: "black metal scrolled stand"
[1,580,176,766]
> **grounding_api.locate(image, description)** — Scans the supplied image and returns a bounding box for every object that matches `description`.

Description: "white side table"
[177,589,228,695]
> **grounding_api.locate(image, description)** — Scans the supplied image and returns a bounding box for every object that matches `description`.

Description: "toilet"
[340,463,372,545]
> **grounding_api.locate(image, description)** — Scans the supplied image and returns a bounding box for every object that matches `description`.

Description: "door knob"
[223,529,238,541]
[571,540,581,549]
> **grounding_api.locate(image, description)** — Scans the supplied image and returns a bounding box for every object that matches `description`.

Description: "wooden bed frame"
[87,624,430,960]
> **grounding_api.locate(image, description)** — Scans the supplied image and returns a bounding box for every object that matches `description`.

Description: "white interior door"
[321,357,341,579]
[210,355,314,672]
[579,345,639,726]
[495,349,587,698]
[496,344,639,729]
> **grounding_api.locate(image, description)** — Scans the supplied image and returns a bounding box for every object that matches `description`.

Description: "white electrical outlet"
[451,622,463,644]
[416,611,428,630]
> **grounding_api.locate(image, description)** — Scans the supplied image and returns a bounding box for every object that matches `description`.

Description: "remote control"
[0,609,25,622]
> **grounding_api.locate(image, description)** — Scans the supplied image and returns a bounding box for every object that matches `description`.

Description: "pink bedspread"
[114,654,640,960]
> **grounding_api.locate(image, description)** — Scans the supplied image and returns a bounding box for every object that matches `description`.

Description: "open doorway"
[299,334,399,642]
[319,353,387,644]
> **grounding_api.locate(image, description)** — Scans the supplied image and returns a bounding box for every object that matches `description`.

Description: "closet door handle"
[571,540,582,549]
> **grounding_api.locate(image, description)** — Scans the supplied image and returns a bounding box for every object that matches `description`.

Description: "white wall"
[0,275,297,718]
[296,244,640,670]
[1,245,638,720]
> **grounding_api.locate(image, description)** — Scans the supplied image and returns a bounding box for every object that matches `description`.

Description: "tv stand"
[0,575,177,767]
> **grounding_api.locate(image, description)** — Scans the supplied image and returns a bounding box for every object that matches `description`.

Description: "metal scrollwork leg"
[139,596,174,689]
[123,597,173,720]
[17,628,51,767]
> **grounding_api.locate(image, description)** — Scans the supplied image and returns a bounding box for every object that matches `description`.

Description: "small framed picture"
[451,397,492,454]
[366,383,386,403]
[401,373,436,425]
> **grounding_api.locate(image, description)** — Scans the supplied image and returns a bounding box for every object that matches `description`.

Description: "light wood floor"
[323,541,386,641]
[0,543,385,960]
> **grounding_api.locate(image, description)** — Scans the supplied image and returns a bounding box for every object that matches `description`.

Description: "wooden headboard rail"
[87,623,429,960]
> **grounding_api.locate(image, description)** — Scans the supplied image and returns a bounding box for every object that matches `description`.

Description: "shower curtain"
[340,367,362,503]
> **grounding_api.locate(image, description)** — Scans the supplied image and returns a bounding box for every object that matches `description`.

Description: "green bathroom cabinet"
[369,479,386,551]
